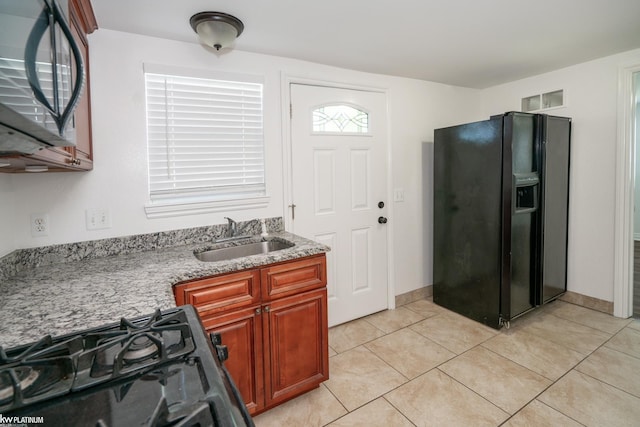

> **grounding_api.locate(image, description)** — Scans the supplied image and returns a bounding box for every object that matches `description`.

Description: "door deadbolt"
[378,201,384,208]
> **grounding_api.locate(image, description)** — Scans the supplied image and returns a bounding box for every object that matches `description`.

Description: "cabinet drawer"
[261,255,326,300]
[174,270,260,316]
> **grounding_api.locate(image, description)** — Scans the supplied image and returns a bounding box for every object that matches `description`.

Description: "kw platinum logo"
[0,414,45,425]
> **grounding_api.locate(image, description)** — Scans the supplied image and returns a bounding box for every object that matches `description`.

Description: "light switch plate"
[86,208,111,230]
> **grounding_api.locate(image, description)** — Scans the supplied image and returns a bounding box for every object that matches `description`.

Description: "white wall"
[8,28,640,303]
[0,174,14,257]
[9,29,639,304]
[481,48,640,303]
[634,72,640,239]
[386,80,482,294]
[6,29,482,296]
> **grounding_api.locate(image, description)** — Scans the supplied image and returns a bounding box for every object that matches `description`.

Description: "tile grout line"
[323,302,639,426]
[398,302,627,425]
[445,329,587,426]
[325,308,463,424]
[569,324,640,400]
[333,317,505,422]
[317,383,350,426]
[496,313,640,425]
[493,307,623,423]
[380,395,419,427]
[325,319,419,426]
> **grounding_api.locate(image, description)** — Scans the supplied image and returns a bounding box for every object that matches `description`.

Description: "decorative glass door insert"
[312,104,369,134]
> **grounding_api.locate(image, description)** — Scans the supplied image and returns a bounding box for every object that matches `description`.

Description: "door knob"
[378,216,388,224]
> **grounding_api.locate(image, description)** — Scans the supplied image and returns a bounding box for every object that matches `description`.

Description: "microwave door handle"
[51,0,84,136]
[25,8,56,117]
[24,1,84,136]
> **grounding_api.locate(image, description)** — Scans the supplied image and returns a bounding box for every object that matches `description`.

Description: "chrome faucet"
[224,217,237,238]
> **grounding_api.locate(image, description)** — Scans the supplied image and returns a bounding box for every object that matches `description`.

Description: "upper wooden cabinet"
[173,254,329,416]
[68,0,97,168]
[0,0,97,173]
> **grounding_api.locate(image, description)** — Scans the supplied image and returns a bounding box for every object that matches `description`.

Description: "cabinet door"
[263,288,328,407]
[201,306,264,414]
[67,0,95,169]
[68,14,92,166]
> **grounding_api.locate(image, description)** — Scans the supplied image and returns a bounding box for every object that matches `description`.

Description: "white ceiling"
[91,0,640,89]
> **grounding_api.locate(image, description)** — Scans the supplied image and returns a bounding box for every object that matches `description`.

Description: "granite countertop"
[0,229,328,348]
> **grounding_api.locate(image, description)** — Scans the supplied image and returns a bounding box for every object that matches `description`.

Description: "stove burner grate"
[0,306,253,426]
[0,367,40,404]
[74,309,196,390]
[0,335,78,412]
[0,309,196,411]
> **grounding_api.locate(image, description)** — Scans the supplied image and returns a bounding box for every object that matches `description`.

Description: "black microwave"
[0,0,84,155]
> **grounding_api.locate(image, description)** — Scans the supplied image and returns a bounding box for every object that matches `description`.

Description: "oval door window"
[312,104,370,135]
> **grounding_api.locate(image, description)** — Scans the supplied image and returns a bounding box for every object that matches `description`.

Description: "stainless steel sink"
[194,240,294,262]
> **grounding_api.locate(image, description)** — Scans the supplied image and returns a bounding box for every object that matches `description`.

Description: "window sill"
[144,196,270,219]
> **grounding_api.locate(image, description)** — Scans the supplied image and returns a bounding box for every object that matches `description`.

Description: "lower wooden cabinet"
[264,288,328,407]
[174,254,329,415]
[201,305,263,414]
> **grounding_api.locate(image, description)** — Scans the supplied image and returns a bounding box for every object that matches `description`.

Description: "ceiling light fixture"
[189,11,244,51]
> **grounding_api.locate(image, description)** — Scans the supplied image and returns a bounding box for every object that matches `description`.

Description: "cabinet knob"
[255,308,261,315]
[264,306,270,313]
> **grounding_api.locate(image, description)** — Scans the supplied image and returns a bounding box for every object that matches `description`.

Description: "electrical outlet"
[86,208,111,230]
[31,213,49,237]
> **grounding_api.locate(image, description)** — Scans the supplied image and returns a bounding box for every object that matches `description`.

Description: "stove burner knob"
[215,344,229,362]
[210,332,222,346]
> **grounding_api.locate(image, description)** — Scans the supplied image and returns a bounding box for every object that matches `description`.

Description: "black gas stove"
[0,305,253,427]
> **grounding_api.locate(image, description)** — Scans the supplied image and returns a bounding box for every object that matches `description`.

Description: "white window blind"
[144,70,265,206]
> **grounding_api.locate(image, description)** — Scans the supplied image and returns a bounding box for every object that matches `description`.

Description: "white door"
[290,83,389,326]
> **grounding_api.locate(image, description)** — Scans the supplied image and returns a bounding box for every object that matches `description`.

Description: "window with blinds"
[144,69,265,210]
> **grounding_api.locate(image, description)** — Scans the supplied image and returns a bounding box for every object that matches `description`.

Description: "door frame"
[614,62,640,318]
[280,73,396,311]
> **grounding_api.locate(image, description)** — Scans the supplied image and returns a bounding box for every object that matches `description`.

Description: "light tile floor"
[254,299,640,427]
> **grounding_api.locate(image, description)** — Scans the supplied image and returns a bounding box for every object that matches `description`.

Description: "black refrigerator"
[433,112,571,329]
